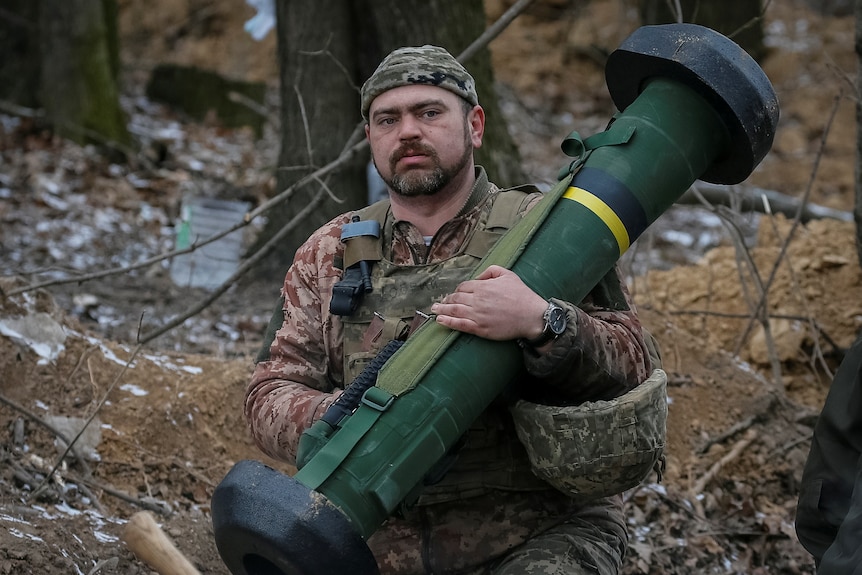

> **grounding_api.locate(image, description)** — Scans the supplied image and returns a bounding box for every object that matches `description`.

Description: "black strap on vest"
[320,339,405,428]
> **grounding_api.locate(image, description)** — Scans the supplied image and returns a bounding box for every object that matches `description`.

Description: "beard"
[378,127,473,198]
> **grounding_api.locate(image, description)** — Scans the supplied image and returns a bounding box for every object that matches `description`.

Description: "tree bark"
[0,1,41,108]
[39,0,129,150]
[250,0,365,278]
[252,0,526,276]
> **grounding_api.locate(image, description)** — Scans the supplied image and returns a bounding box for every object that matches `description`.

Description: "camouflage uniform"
[247,166,652,574]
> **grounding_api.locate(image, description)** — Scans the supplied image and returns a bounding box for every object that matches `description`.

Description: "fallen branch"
[679,183,852,223]
[0,392,94,479]
[70,472,172,516]
[696,415,757,455]
[692,429,759,496]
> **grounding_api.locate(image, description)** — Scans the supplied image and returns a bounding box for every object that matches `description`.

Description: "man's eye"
[423,110,439,118]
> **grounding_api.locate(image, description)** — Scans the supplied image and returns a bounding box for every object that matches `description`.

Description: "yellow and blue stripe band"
[563,167,648,255]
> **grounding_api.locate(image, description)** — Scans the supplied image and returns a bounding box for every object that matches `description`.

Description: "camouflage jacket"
[246,167,651,467]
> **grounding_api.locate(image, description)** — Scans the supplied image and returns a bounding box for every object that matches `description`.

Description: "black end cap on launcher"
[605,23,779,185]
[211,459,379,575]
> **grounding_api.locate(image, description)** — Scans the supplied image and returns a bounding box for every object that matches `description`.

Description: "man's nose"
[397,116,422,139]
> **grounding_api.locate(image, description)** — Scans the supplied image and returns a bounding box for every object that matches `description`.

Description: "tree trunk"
[250,0,365,278]
[855,0,862,266]
[252,0,525,276]
[640,0,765,61]
[39,0,129,150]
[0,0,41,108]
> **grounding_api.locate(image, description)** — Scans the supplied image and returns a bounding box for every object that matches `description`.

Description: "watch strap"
[517,300,564,353]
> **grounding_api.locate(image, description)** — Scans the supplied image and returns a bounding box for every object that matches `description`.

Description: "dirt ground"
[1,1,860,574]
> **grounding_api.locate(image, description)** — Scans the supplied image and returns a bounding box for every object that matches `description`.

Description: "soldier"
[796,333,862,573]
[246,45,657,574]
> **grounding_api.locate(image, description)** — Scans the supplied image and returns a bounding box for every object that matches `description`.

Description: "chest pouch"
[330,217,382,316]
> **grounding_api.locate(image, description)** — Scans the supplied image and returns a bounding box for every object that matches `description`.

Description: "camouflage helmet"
[360,45,478,120]
[510,369,668,501]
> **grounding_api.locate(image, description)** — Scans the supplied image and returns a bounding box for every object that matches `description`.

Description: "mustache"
[390,143,437,165]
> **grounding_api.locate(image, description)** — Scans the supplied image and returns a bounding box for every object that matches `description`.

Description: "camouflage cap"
[360,45,478,120]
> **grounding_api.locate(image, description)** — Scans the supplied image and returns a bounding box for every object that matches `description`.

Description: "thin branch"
[31,340,145,497]
[0,392,94,479]
[0,99,45,118]
[227,91,270,118]
[733,91,844,357]
[458,0,535,63]
[69,472,172,516]
[299,34,359,93]
[138,181,332,343]
[727,0,773,42]
[761,199,834,380]
[293,82,315,168]
[692,429,758,497]
[689,184,783,386]
[696,415,758,455]
[695,429,758,496]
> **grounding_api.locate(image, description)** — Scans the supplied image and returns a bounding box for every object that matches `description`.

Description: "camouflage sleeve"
[522,265,651,402]
[517,194,651,402]
[244,214,350,464]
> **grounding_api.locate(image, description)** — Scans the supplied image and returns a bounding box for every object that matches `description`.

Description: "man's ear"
[364,123,371,140]
[469,105,485,149]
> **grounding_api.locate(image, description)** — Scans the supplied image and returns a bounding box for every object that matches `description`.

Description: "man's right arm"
[244,217,348,465]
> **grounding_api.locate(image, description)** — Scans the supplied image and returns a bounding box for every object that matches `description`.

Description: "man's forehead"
[369,85,459,115]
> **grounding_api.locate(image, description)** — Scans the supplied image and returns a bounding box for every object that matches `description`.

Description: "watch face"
[548,305,567,335]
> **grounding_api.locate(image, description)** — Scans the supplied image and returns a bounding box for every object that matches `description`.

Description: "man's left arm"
[523,267,651,402]
[431,263,651,402]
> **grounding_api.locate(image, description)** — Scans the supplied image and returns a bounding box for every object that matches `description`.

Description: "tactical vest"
[340,187,553,504]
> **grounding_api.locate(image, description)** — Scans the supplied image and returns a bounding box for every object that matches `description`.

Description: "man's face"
[365,85,484,198]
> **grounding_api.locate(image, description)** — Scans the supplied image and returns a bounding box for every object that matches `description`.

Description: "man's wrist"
[517,299,567,354]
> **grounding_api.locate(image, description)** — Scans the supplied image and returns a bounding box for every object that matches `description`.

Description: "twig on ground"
[69,472,172,516]
[696,415,758,455]
[0,392,94,479]
[692,429,758,497]
[31,339,144,498]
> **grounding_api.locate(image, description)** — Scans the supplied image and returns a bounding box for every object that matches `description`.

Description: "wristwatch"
[518,299,567,352]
